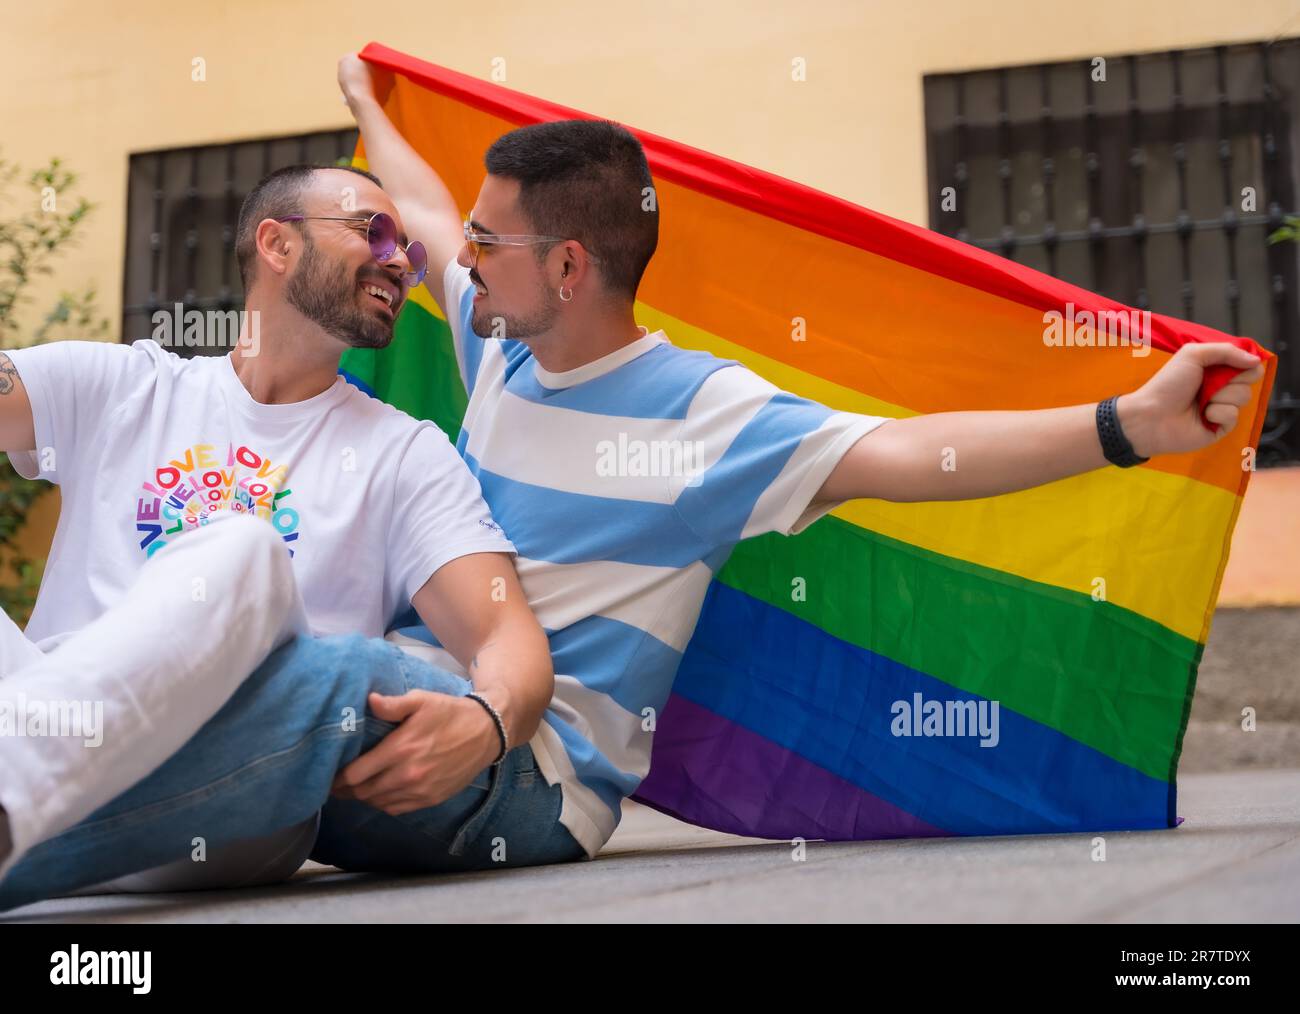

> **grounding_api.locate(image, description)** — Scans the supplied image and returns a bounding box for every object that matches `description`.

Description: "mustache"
[468,270,485,289]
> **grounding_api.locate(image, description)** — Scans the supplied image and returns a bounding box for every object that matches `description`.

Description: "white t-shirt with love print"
[6,338,513,648]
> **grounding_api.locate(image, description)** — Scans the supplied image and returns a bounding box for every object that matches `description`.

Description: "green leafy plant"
[0,153,109,623]
[1267,215,1300,245]
[0,464,47,621]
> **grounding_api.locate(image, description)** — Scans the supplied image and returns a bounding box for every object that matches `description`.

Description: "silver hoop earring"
[559,286,573,302]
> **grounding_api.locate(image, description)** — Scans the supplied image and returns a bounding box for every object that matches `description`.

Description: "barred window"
[121,128,359,355]
[924,38,1300,466]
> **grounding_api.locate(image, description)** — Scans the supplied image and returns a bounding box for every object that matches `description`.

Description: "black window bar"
[121,128,360,355]
[924,38,1300,467]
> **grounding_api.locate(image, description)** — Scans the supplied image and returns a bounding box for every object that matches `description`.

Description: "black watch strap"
[1096,396,1149,468]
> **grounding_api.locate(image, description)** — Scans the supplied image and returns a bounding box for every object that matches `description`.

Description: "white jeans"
[0,512,308,881]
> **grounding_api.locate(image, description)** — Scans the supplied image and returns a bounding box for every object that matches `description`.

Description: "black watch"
[1096,396,1149,468]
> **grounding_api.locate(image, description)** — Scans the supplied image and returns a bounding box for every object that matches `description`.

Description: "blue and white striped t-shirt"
[388,257,892,858]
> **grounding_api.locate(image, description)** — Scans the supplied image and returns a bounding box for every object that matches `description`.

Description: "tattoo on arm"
[0,354,18,396]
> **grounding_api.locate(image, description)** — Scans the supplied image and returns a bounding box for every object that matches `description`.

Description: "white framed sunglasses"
[462,216,599,264]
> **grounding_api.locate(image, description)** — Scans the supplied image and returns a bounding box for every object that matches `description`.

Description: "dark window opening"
[924,38,1300,466]
[121,128,359,355]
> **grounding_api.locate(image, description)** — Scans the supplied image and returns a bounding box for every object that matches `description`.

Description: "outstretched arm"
[338,53,464,315]
[818,342,1266,504]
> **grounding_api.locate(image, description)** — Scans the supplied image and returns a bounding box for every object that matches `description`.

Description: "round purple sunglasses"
[275,212,427,287]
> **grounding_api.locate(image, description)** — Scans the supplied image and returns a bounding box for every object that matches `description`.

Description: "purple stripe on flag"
[632,693,953,841]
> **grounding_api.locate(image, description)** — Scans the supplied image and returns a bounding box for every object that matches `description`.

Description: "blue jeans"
[0,634,586,913]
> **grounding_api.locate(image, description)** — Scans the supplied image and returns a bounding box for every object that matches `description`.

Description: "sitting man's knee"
[243,634,466,732]
[209,515,296,613]
[225,513,291,567]
[254,633,406,711]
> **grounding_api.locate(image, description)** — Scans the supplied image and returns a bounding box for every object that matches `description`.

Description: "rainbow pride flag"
[342,42,1275,843]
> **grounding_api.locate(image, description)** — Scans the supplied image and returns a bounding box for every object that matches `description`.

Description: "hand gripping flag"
[341,42,1276,843]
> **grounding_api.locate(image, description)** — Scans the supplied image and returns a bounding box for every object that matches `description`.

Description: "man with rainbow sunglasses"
[0,163,573,908]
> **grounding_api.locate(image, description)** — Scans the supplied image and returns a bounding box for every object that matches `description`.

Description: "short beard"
[285,234,394,350]
[471,275,561,341]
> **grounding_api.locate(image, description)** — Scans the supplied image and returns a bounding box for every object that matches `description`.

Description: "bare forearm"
[826,393,1153,503]
[819,341,1263,506]
[891,402,1107,501]
[411,553,554,765]
[464,619,553,750]
[347,94,458,219]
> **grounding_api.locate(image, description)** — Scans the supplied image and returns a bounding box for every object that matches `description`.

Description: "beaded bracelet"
[465,691,509,766]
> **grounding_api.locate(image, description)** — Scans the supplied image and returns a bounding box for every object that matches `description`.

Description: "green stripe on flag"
[341,297,467,441]
[716,516,1201,783]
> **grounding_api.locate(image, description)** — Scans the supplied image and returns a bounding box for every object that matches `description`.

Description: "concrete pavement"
[5,767,1298,923]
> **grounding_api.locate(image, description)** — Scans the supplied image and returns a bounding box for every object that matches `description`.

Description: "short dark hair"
[235,164,383,289]
[484,120,657,301]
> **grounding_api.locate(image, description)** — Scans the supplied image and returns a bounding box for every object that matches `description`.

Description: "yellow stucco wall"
[3,0,1299,603]
[7,0,1299,338]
